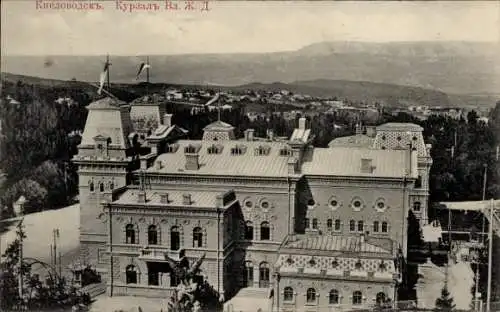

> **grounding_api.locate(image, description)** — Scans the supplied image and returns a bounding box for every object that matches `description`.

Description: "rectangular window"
[305,218,310,229]
[334,219,341,232]
[312,218,318,230]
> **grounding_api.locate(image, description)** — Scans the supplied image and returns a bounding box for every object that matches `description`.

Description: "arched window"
[376,292,387,304]
[312,218,318,230]
[382,222,388,233]
[329,289,339,304]
[89,181,94,192]
[284,287,294,302]
[171,226,180,251]
[349,220,355,232]
[357,220,364,232]
[413,202,421,212]
[306,288,316,303]
[126,265,137,284]
[259,262,270,288]
[245,221,254,240]
[334,219,341,231]
[193,227,203,247]
[327,219,333,229]
[352,291,362,305]
[99,182,105,193]
[125,224,136,244]
[109,181,114,190]
[260,222,270,240]
[373,221,380,232]
[148,225,158,245]
[243,261,253,287]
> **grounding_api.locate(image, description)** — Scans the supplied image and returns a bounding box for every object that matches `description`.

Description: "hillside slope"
[2,41,499,95]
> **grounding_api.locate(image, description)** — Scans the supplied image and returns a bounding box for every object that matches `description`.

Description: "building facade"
[73,97,431,311]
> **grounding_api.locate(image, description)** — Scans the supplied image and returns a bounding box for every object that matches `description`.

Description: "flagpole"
[146,56,150,84]
[106,54,110,92]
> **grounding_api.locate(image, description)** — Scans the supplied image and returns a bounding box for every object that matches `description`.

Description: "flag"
[136,62,151,80]
[97,61,110,95]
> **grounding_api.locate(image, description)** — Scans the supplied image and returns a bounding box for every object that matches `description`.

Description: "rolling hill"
[1,41,499,96]
[1,72,497,109]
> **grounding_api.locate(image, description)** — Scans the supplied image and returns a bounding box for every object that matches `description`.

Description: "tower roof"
[80,97,134,149]
[203,120,235,131]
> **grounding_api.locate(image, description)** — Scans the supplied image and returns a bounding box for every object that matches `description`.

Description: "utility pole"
[18,219,24,302]
[53,228,59,274]
[475,164,488,310]
[486,199,493,312]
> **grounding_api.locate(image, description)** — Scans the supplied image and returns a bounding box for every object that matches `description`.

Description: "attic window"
[255,145,271,156]
[279,148,292,156]
[165,144,179,153]
[231,145,246,155]
[412,136,418,141]
[185,145,197,154]
[286,257,294,265]
[207,144,223,154]
[379,261,387,271]
[308,258,316,267]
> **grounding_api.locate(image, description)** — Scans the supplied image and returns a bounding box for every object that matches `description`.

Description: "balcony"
[138,246,183,261]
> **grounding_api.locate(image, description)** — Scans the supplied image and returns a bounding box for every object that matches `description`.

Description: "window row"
[283,287,387,306]
[124,224,205,249]
[89,180,114,193]
[242,261,270,288]
[304,219,390,233]
[243,221,271,241]
[306,197,387,212]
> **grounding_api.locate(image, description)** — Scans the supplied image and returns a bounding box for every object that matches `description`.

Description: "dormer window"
[165,144,179,153]
[185,145,197,154]
[255,145,271,156]
[279,148,292,156]
[231,145,246,155]
[207,144,223,154]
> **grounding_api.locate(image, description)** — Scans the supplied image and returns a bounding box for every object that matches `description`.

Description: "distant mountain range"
[2,72,498,109]
[2,41,499,96]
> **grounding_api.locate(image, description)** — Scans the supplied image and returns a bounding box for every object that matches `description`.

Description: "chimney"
[355,123,363,135]
[216,194,224,208]
[160,193,169,204]
[138,191,146,203]
[185,153,200,170]
[288,157,298,174]
[366,126,376,138]
[361,158,373,173]
[163,113,173,128]
[244,129,255,141]
[182,193,192,205]
[267,129,274,141]
[155,160,162,170]
[298,117,306,130]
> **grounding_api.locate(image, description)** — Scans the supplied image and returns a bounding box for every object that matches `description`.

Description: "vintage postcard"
[0,1,499,312]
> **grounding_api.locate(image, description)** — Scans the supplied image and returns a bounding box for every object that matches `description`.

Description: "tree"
[434,286,456,311]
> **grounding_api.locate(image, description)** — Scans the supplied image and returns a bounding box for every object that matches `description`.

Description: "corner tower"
[373,123,433,224]
[72,97,138,274]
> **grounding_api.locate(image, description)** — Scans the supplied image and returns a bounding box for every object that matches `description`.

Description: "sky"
[1,1,499,56]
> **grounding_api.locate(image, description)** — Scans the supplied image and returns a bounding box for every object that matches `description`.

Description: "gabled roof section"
[290,128,311,144]
[328,134,375,148]
[150,140,292,177]
[301,147,409,178]
[376,122,423,132]
[130,93,166,105]
[203,120,234,131]
[80,97,133,149]
[283,235,392,255]
[87,97,127,110]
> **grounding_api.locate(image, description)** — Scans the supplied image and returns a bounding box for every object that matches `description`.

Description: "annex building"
[72,96,432,311]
